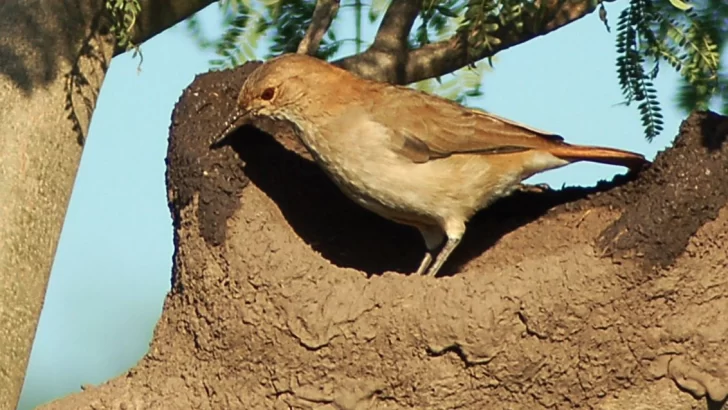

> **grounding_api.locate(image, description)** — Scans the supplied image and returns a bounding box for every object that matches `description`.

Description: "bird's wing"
[371,85,566,164]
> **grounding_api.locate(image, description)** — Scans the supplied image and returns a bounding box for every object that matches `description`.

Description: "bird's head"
[211,53,338,147]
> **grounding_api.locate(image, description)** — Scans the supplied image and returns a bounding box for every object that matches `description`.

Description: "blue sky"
[19,2,689,408]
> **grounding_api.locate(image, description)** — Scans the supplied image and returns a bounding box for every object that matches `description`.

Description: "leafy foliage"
[456,0,529,60]
[668,0,728,114]
[105,0,142,51]
[615,0,665,141]
[408,0,488,104]
[615,0,721,140]
[186,0,340,70]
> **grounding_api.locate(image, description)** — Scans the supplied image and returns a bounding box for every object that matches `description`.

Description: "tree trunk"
[0,2,115,408]
[40,63,728,410]
[0,1,215,408]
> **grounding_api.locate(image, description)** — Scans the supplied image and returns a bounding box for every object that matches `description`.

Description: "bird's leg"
[424,221,465,277]
[415,253,433,276]
[415,225,445,276]
[424,236,462,277]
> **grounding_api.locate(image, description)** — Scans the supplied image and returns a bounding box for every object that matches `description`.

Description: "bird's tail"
[547,144,649,171]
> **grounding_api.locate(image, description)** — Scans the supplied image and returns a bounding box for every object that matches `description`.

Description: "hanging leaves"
[615,0,720,140]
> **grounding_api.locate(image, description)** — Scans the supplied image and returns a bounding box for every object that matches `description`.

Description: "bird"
[211,53,649,277]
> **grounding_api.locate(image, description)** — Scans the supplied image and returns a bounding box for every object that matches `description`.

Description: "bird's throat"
[289,121,335,167]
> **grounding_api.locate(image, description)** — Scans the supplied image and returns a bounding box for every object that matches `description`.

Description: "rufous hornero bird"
[212,53,649,277]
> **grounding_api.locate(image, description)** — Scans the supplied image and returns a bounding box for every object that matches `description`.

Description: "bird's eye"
[261,87,275,101]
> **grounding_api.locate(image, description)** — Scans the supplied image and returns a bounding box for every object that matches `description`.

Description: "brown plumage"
[213,53,649,277]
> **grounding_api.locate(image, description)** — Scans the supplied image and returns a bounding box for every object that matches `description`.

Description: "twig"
[404,0,604,83]
[371,0,422,52]
[297,0,341,55]
[334,0,609,85]
[330,0,421,83]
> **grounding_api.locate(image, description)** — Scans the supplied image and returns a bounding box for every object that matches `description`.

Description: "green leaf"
[435,5,458,18]
[667,0,693,11]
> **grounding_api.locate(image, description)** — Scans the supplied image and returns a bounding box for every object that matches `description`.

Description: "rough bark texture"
[41,64,728,410]
[0,1,220,408]
[124,0,217,55]
[0,1,115,408]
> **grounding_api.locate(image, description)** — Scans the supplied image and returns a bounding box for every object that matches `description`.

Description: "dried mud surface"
[43,63,728,410]
[595,112,728,272]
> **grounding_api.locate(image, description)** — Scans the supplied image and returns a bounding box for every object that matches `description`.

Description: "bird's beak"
[210,109,253,148]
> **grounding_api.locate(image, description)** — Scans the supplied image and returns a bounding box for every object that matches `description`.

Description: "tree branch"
[297,0,341,55]
[119,0,218,56]
[330,0,421,84]
[371,0,422,52]
[404,0,606,83]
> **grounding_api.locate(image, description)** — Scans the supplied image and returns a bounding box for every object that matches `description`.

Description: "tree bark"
[123,0,217,55]
[333,0,609,84]
[0,1,214,408]
[0,2,115,408]
[40,63,728,409]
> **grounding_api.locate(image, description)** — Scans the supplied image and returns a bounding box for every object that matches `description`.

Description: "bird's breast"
[291,120,441,225]
[289,115,565,229]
